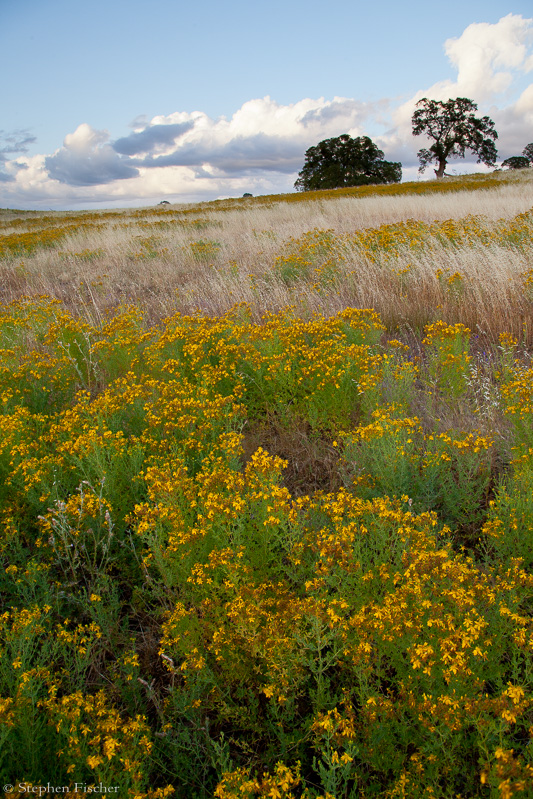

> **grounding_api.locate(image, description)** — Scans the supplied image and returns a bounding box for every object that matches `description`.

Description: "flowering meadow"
[1,171,533,798]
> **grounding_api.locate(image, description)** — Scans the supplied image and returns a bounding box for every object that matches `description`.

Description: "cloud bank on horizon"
[2,13,533,209]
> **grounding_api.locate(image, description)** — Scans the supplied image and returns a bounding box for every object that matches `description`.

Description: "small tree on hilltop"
[412,97,498,179]
[294,134,401,191]
[501,156,530,170]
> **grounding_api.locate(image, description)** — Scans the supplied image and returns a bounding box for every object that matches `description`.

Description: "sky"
[1,0,533,209]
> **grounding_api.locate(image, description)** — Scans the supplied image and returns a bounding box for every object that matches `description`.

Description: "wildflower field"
[2,170,533,798]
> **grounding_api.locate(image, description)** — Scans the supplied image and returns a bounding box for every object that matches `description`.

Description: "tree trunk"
[434,158,447,179]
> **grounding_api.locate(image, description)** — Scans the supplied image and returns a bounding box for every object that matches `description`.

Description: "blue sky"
[1,0,532,209]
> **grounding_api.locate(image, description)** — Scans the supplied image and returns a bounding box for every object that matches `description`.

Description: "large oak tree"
[412,97,498,179]
[294,134,401,191]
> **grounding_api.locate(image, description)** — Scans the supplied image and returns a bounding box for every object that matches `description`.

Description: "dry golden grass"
[1,169,532,342]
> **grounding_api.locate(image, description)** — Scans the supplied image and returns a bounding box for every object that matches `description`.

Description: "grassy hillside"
[1,169,533,336]
[1,170,533,798]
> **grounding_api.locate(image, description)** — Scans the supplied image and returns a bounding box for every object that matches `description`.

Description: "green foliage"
[294,134,401,191]
[523,142,533,164]
[482,459,533,569]
[502,156,530,170]
[412,97,498,178]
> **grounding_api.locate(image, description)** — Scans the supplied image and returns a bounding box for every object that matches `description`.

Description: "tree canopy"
[412,97,498,179]
[523,143,533,164]
[294,134,402,191]
[500,144,532,170]
[501,156,530,170]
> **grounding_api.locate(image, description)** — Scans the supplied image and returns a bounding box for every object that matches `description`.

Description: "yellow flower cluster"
[0,295,533,797]
[272,209,533,271]
[0,220,105,257]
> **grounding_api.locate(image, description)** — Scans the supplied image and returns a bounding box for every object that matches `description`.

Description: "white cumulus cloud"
[444,13,533,100]
[45,123,139,186]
